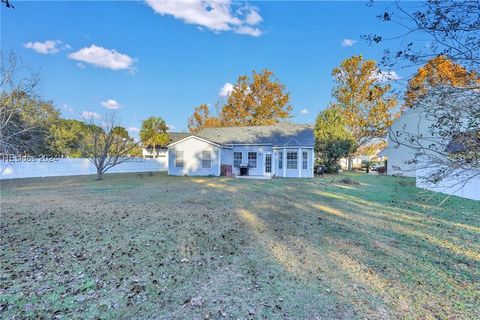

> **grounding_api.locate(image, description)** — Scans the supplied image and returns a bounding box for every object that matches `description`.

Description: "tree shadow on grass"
[189,176,479,319]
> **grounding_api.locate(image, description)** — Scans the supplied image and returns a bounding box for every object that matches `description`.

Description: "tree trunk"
[153,145,156,159]
[96,168,103,180]
[347,157,353,171]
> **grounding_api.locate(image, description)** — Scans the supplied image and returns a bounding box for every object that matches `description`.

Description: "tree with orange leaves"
[187,104,222,133]
[405,56,478,108]
[220,69,292,126]
[187,69,292,132]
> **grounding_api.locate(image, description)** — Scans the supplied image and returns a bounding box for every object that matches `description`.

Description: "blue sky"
[1,1,412,136]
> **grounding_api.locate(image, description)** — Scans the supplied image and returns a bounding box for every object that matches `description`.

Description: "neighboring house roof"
[168,132,190,144]
[143,132,190,148]
[194,123,314,147]
[377,147,388,157]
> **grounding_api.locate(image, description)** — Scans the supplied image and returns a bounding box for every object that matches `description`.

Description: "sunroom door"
[264,153,272,176]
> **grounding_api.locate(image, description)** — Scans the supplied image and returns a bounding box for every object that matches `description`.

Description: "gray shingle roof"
[168,132,190,143]
[196,123,314,147]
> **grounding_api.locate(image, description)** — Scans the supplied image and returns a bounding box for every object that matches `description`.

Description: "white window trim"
[302,150,308,170]
[202,150,212,169]
[233,152,242,168]
[175,150,184,168]
[286,151,298,170]
[265,153,272,174]
[248,152,257,168]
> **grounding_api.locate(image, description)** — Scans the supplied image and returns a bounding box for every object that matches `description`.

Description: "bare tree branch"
[389,86,479,198]
[80,112,139,180]
[0,52,44,155]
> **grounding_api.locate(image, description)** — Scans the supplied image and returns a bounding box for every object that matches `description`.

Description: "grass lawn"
[1,172,479,319]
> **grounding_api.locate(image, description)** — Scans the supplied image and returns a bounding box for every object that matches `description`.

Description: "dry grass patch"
[1,172,479,319]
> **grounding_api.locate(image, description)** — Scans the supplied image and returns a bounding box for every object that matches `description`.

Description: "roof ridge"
[198,122,312,132]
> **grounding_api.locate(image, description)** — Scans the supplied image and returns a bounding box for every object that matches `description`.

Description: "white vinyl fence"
[0,157,168,180]
[416,163,480,201]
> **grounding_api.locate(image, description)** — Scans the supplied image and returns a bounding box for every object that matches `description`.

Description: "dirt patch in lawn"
[1,172,479,319]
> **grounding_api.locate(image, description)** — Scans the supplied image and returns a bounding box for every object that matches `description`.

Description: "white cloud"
[373,70,401,82]
[167,124,176,131]
[219,82,234,97]
[341,39,356,47]
[146,0,263,36]
[68,45,135,71]
[23,40,62,54]
[234,25,262,37]
[128,127,140,132]
[300,108,309,115]
[62,104,74,113]
[101,99,122,109]
[245,9,262,25]
[81,110,101,120]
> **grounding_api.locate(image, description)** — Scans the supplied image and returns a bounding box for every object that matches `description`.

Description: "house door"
[265,153,272,175]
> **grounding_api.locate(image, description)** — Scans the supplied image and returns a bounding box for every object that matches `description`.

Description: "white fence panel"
[416,163,480,201]
[0,157,167,180]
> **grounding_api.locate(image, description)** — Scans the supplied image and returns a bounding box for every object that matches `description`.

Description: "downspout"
[218,147,222,176]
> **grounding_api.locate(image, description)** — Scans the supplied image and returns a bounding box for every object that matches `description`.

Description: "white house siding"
[230,145,273,176]
[142,147,168,159]
[168,137,220,176]
[142,148,169,168]
[416,160,480,201]
[387,108,434,177]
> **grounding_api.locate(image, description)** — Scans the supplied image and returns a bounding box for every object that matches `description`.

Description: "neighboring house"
[142,132,190,158]
[167,123,314,178]
[385,106,434,177]
[339,155,369,170]
[339,145,387,170]
[384,86,479,200]
[376,147,388,163]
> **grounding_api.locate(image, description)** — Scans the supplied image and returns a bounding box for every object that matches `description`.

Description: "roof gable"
[167,135,224,148]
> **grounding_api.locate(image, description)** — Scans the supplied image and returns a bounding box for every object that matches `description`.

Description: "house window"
[286,151,298,169]
[278,151,283,169]
[248,152,257,168]
[233,152,242,168]
[202,150,212,168]
[302,151,308,170]
[175,151,184,167]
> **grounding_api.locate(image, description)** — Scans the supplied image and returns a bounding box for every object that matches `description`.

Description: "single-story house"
[167,123,314,178]
[339,141,387,170]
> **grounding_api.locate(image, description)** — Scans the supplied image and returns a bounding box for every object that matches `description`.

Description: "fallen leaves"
[1,173,478,319]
